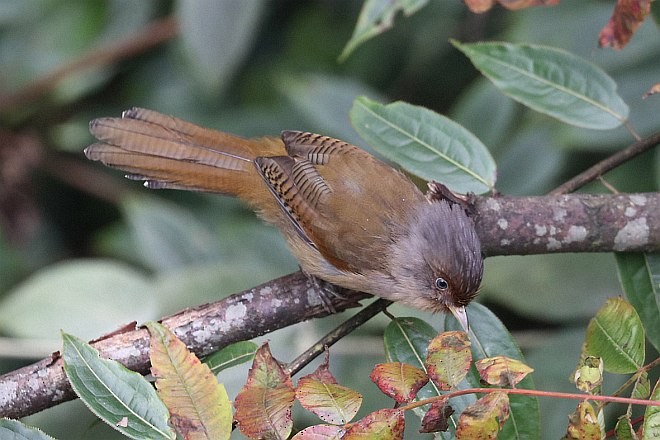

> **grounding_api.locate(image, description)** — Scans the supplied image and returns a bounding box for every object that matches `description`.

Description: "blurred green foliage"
[0,1,658,438]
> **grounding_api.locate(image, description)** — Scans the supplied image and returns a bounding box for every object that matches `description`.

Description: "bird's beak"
[448,305,469,333]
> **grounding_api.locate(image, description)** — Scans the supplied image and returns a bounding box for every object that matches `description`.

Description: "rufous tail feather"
[85,108,284,201]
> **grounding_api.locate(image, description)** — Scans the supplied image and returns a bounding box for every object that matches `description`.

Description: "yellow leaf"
[475,356,534,387]
[562,401,602,439]
[146,321,232,440]
[426,331,471,390]
[456,392,510,439]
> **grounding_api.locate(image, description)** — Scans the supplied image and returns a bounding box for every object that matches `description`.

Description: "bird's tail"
[85,107,284,202]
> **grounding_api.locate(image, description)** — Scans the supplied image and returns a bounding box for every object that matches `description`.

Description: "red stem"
[402,387,660,411]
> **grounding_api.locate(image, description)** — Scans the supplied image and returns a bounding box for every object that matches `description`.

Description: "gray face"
[388,200,484,313]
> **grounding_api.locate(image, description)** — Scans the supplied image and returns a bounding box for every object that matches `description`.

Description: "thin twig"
[285,299,392,376]
[0,16,178,114]
[549,132,660,195]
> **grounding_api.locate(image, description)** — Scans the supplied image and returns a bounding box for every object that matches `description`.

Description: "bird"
[84,108,483,331]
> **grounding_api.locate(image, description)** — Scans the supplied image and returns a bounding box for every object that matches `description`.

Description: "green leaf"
[61,333,175,440]
[204,341,258,375]
[0,418,56,440]
[583,298,645,374]
[614,415,637,440]
[177,0,265,94]
[339,0,428,61]
[443,303,541,440]
[383,317,436,369]
[146,321,232,440]
[350,96,496,194]
[0,260,157,340]
[632,372,650,400]
[122,196,223,272]
[643,381,660,440]
[615,252,660,352]
[450,78,518,152]
[452,41,629,130]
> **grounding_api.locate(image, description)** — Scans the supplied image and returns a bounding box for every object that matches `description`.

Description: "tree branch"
[474,192,659,256]
[1,192,658,418]
[549,132,660,195]
[0,273,369,419]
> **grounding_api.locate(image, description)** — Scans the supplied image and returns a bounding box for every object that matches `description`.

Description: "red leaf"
[419,400,454,433]
[370,362,429,404]
[425,331,471,390]
[599,0,651,50]
[344,409,405,439]
[234,343,295,439]
[456,392,510,439]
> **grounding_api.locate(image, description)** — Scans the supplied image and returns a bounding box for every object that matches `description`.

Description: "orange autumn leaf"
[234,343,295,440]
[146,322,232,440]
[425,331,471,390]
[465,0,559,13]
[475,356,534,387]
[456,392,510,439]
[370,362,429,404]
[599,0,651,50]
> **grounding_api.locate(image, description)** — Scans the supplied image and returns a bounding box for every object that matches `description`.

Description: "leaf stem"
[401,387,660,412]
[623,120,641,141]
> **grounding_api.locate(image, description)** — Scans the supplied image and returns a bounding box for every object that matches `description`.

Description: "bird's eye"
[435,277,449,290]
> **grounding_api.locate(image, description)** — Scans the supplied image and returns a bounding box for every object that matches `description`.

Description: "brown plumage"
[85,108,483,330]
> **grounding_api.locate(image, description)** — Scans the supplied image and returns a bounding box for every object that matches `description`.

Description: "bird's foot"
[305,273,347,314]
